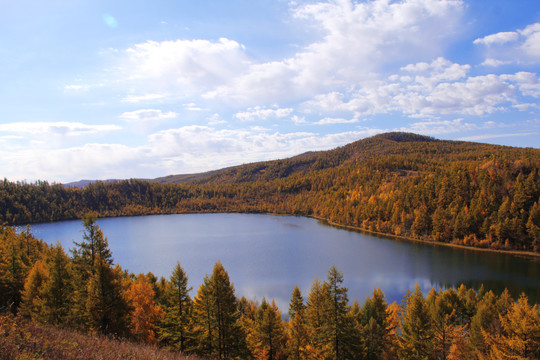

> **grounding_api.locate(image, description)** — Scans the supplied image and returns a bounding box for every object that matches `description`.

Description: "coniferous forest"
[1,133,540,359]
[1,216,539,360]
[2,133,540,253]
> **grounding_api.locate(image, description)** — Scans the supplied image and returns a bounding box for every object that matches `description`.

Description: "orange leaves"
[126,274,165,344]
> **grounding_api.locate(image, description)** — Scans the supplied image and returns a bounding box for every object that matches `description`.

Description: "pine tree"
[192,275,216,356]
[158,261,193,352]
[305,277,331,358]
[254,298,286,360]
[192,262,245,359]
[359,287,389,360]
[85,259,129,335]
[481,293,540,359]
[324,265,354,360]
[19,260,49,321]
[287,285,308,360]
[399,284,433,359]
[40,243,72,325]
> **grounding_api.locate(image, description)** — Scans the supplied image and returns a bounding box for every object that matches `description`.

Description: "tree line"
[1,133,540,253]
[1,217,539,359]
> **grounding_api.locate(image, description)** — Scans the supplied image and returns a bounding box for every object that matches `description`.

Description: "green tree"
[192,262,245,359]
[399,285,433,359]
[287,285,308,360]
[40,243,72,325]
[305,277,331,358]
[254,298,286,360]
[324,265,355,360]
[159,261,194,352]
[358,287,389,360]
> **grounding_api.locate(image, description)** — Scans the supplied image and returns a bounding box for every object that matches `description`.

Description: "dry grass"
[0,314,207,360]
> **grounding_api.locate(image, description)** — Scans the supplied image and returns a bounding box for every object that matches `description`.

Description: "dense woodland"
[1,217,539,359]
[2,132,540,253]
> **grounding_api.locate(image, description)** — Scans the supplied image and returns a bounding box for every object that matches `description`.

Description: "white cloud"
[314,117,360,125]
[119,109,178,123]
[305,58,537,118]
[473,31,519,46]
[123,38,250,95]
[0,122,121,136]
[234,107,294,122]
[481,58,512,67]
[155,0,464,107]
[399,118,477,135]
[475,22,540,65]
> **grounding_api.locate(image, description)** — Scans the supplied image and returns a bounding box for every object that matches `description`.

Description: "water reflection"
[23,213,539,310]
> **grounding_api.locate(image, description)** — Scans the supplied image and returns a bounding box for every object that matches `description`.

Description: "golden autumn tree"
[480,293,540,360]
[125,273,165,344]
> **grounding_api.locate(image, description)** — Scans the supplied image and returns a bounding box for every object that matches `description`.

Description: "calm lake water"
[23,213,540,309]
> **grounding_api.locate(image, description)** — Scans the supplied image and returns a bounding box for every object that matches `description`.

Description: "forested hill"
[2,132,540,253]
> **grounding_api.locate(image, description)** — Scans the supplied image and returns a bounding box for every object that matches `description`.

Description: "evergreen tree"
[324,265,355,359]
[481,293,540,360]
[18,260,49,321]
[287,285,308,360]
[192,262,245,359]
[85,259,129,335]
[399,285,434,359]
[158,261,193,352]
[305,277,331,358]
[359,287,389,360]
[254,298,286,360]
[41,243,72,325]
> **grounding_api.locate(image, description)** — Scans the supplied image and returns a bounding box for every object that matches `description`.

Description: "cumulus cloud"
[475,22,540,65]
[305,58,538,118]
[116,0,464,108]
[122,38,250,95]
[119,109,178,122]
[473,31,519,46]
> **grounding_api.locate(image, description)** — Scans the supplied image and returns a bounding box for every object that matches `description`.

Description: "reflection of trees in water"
[426,245,540,303]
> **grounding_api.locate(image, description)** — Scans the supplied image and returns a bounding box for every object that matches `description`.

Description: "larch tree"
[324,265,354,360]
[192,262,245,359]
[358,287,389,360]
[399,285,434,360]
[286,285,308,360]
[305,277,331,358]
[481,293,540,360]
[126,273,165,344]
[18,259,49,321]
[159,261,193,352]
[40,243,72,325]
[253,298,286,360]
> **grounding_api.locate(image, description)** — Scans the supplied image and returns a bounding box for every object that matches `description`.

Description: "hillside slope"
[2,132,540,253]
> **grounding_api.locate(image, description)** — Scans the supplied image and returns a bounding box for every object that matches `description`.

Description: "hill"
[1,132,540,253]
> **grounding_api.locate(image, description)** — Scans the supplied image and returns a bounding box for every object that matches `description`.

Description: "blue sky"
[1,0,539,182]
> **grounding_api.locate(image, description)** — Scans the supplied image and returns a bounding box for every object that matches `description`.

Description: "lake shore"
[306,214,540,261]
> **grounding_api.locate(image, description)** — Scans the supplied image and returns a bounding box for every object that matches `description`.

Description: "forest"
[1,132,540,253]
[1,216,539,360]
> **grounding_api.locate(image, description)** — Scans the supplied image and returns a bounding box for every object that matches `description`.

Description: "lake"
[23,213,540,310]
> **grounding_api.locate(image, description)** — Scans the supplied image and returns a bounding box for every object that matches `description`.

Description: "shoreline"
[307,214,540,261]
[13,210,540,260]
